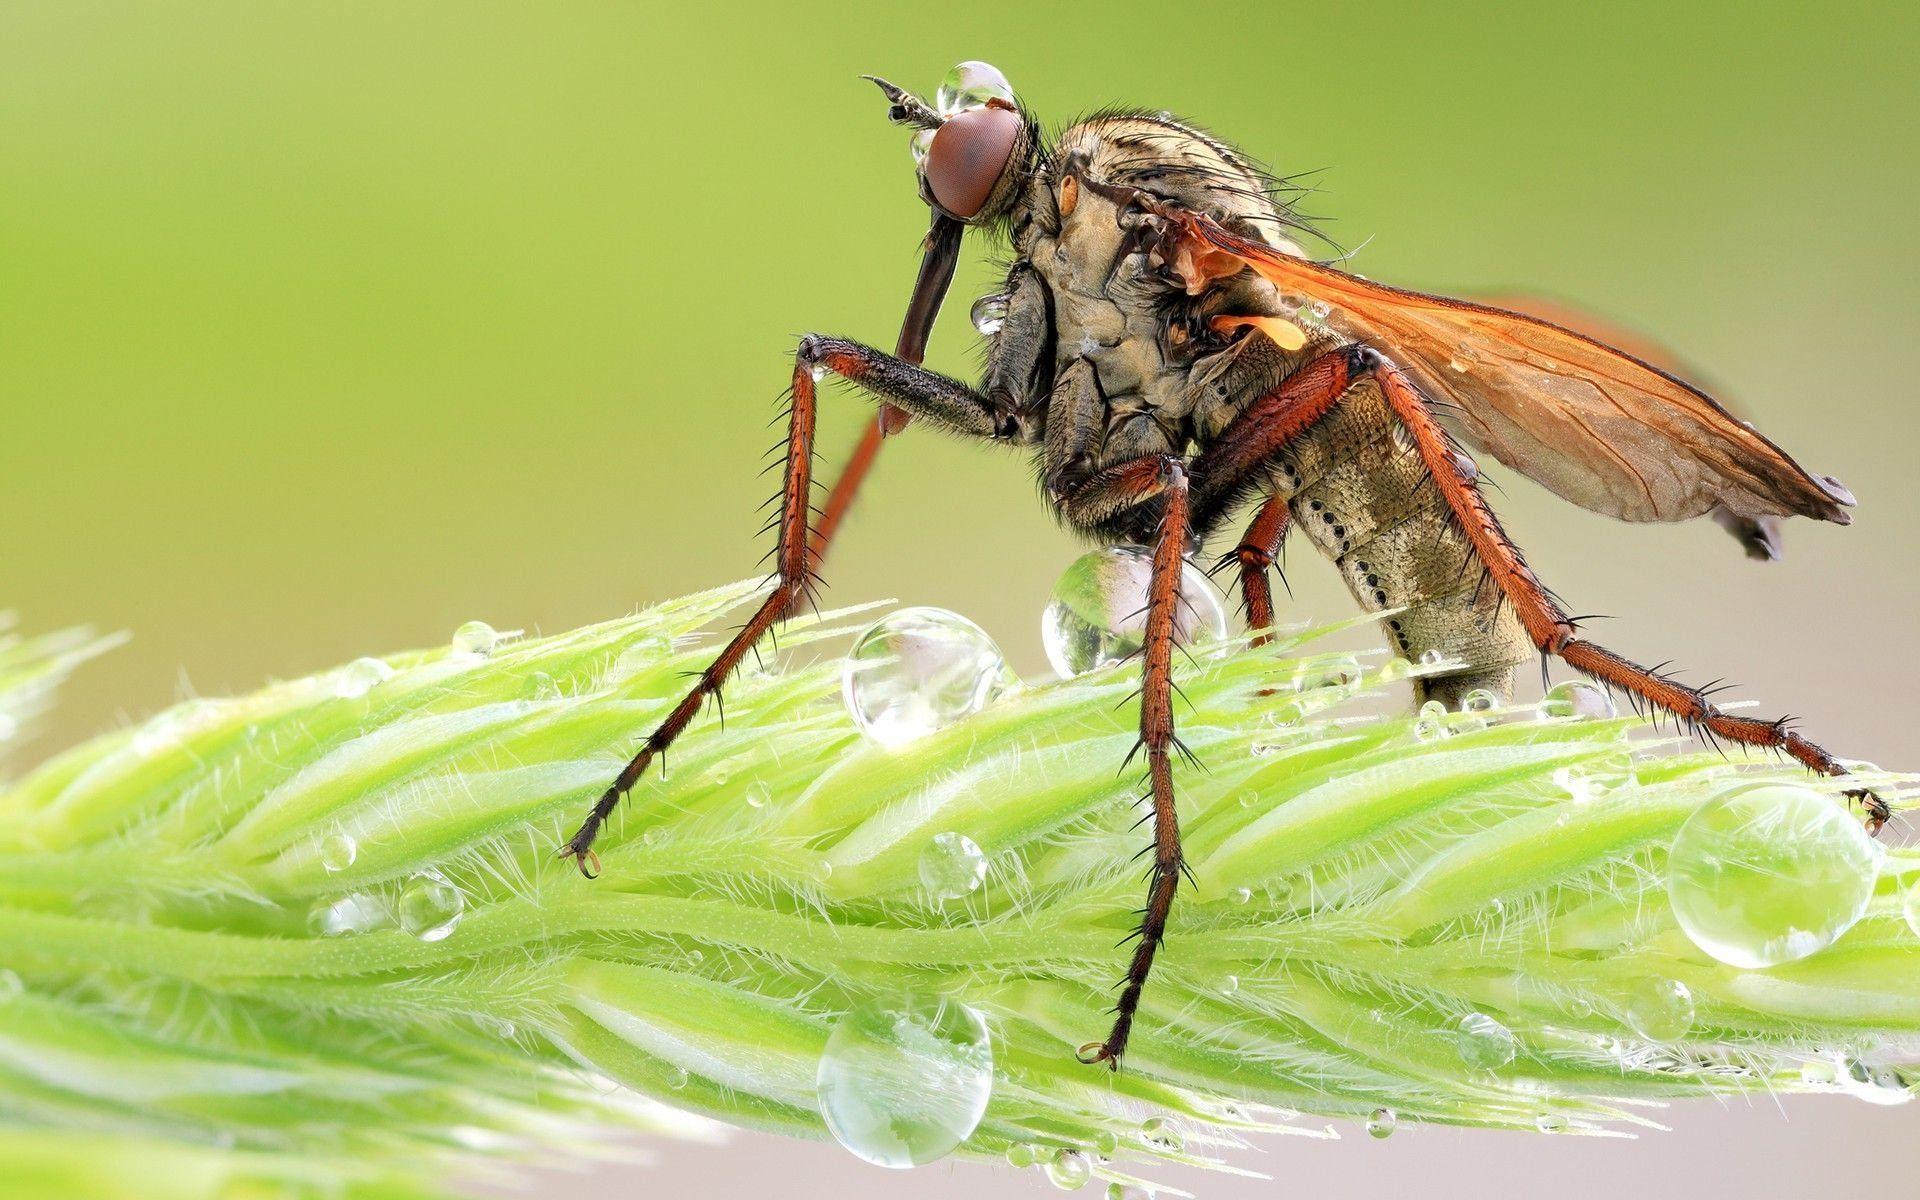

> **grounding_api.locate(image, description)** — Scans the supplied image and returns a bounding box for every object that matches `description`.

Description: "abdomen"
[1277,379,1535,707]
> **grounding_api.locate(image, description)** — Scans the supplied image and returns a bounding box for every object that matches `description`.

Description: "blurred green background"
[3,3,1917,1194]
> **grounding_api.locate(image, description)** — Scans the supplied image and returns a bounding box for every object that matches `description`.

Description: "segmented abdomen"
[1277,380,1535,707]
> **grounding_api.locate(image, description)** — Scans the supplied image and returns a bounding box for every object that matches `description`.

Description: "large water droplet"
[1044,1149,1092,1190]
[934,61,1014,115]
[1365,1107,1396,1139]
[1041,546,1227,678]
[334,657,394,699]
[1667,784,1878,968]
[1623,978,1695,1042]
[918,831,988,901]
[451,620,500,656]
[397,871,465,942]
[1458,688,1498,715]
[318,832,358,873]
[816,993,993,1169]
[1456,1012,1517,1070]
[1837,1056,1913,1106]
[1541,680,1616,720]
[309,893,388,937]
[842,608,1012,749]
[970,293,1010,336]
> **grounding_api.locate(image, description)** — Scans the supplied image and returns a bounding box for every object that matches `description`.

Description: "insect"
[562,62,1884,1067]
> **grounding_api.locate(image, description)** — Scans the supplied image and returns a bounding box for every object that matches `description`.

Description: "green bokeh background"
[3,4,1918,1193]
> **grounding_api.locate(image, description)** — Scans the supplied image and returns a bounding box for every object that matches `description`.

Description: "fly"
[561,61,1884,1068]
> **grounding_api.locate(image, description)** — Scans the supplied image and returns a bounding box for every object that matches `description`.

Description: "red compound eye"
[924,104,1021,219]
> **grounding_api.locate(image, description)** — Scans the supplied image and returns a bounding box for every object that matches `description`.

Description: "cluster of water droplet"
[841,608,1015,749]
[1040,546,1227,678]
[1665,782,1879,969]
[815,993,993,1168]
[308,870,465,943]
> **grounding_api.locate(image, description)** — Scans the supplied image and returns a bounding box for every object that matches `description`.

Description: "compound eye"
[924,104,1022,219]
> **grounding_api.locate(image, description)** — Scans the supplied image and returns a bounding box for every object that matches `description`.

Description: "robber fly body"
[564,62,1882,1066]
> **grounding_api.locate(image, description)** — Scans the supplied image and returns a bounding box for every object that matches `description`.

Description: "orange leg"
[1077,457,1192,1068]
[1361,351,1888,832]
[1225,494,1291,645]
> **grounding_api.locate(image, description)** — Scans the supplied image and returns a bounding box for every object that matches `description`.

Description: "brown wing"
[1178,214,1855,529]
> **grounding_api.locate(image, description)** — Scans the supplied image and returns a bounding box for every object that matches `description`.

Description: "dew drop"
[919,831,988,901]
[666,1065,690,1090]
[745,781,771,810]
[1456,1012,1517,1070]
[1005,1143,1038,1169]
[451,620,500,656]
[1413,700,1450,742]
[1448,355,1473,375]
[1105,1184,1149,1200]
[334,657,394,699]
[1092,1130,1119,1156]
[397,871,465,942]
[1667,783,1878,968]
[1219,974,1240,996]
[1553,764,1615,805]
[935,60,1015,115]
[1230,886,1253,905]
[1045,1149,1093,1190]
[970,292,1010,336]
[1140,1115,1184,1152]
[911,127,936,166]
[1623,978,1695,1042]
[1417,648,1448,667]
[1459,688,1498,715]
[1377,656,1414,682]
[1302,297,1333,322]
[1365,1107,1396,1139]
[842,608,1013,748]
[816,993,993,1169]
[318,832,358,873]
[1838,1056,1913,1106]
[1540,680,1616,720]
[1041,547,1227,678]
[1535,1113,1568,1134]
[309,893,387,937]
[524,671,563,701]
[0,970,22,1003]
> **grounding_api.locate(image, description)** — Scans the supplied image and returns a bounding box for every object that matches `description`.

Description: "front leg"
[560,337,1009,876]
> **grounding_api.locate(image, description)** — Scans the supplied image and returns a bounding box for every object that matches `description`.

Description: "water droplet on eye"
[1534,1113,1567,1134]
[842,608,1013,748]
[918,831,988,901]
[397,871,465,942]
[451,621,500,656]
[910,126,936,166]
[1045,1149,1093,1189]
[1623,978,1695,1042]
[1413,700,1450,742]
[1904,881,1920,939]
[1140,1115,1184,1152]
[1041,546,1228,678]
[0,970,23,1003]
[817,993,993,1169]
[309,893,388,937]
[334,656,394,698]
[970,293,1010,336]
[745,781,771,810]
[1456,1012,1517,1070]
[1230,886,1253,905]
[1459,688,1498,715]
[524,671,562,701]
[318,832,358,873]
[934,60,1014,115]
[1365,1107,1397,1139]
[1540,680,1616,720]
[1666,783,1878,968]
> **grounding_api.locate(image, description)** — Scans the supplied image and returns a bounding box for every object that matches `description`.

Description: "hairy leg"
[1075,457,1194,1068]
[1224,493,1291,645]
[560,337,1008,876]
